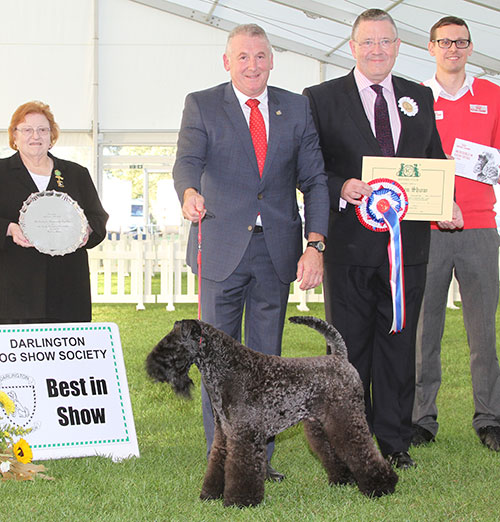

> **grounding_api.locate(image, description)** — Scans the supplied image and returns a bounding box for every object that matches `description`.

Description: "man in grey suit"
[173,24,329,480]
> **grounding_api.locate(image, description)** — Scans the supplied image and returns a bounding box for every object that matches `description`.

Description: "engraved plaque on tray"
[19,190,88,256]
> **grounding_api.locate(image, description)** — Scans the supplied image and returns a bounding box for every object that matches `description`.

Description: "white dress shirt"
[232,84,269,225]
[353,67,401,151]
[232,84,270,140]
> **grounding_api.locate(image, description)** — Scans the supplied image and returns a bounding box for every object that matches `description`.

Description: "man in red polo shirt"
[412,16,500,451]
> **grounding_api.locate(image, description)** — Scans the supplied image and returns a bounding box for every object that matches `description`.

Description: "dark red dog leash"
[196,209,215,334]
[197,210,202,321]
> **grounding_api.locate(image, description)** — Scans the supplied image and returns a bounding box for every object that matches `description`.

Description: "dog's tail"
[289,316,348,357]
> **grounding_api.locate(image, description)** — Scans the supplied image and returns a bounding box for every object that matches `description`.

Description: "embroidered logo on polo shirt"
[470,104,488,114]
[435,110,443,120]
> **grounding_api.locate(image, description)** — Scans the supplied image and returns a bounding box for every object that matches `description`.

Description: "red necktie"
[246,99,267,176]
[371,84,395,157]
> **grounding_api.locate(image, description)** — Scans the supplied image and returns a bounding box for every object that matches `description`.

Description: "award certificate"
[19,191,88,256]
[361,156,455,221]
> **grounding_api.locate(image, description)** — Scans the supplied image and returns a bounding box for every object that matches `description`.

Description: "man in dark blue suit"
[173,24,329,480]
[304,9,447,470]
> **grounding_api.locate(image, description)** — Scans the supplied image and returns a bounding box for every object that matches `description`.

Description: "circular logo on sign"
[0,373,36,429]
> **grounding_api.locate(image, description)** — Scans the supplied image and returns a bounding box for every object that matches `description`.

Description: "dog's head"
[146,319,203,398]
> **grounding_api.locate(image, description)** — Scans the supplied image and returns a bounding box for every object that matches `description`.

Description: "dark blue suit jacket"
[174,82,329,283]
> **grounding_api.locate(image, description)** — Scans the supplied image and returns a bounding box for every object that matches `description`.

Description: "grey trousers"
[200,231,290,460]
[413,228,500,435]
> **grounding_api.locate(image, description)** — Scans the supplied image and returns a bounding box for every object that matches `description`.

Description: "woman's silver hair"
[226,24,272,54]
[351,9,398,40]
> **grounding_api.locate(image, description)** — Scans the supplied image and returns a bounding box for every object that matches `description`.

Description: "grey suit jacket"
[174,82,329,283]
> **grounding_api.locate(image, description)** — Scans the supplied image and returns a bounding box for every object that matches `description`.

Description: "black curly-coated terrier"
[146,316,398,507]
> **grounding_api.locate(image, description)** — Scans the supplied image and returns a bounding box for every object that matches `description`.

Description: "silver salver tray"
[19,190,88,256]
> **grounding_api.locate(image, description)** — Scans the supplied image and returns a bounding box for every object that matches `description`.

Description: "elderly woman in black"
[0,101,108,323]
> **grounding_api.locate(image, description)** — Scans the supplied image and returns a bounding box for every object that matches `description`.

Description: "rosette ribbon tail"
[381,205,406,333]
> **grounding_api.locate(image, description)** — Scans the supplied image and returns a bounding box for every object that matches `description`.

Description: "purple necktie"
[371,84,395,157]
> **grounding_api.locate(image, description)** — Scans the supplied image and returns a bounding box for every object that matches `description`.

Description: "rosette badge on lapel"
[356,179,409,333]
[398,97,418,117]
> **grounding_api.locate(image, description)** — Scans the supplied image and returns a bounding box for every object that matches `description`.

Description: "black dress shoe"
[386,451,416,470]
[478,425,500,451]
[266,463,285,482]
[411,424,435,446]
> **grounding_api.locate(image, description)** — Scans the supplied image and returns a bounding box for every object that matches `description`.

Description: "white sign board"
[0,322,139,461]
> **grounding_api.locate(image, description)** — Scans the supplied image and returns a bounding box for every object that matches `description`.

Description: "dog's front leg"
[200,420,226,501]
[223,432,266,508]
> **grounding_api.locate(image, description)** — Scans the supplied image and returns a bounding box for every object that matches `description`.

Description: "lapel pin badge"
[398,97,418,117]
[276,110,282,116]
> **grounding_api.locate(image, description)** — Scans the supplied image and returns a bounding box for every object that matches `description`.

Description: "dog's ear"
[173,320,184,332]
[180,319,202,340]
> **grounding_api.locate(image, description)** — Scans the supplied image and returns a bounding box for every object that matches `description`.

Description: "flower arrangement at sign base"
[0,391,53,481]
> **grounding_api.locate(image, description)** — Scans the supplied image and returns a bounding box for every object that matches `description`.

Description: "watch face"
[309,241,325,252]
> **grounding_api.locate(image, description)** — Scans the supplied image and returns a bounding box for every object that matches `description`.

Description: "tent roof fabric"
[132,0,500,83]
[2,0,500,139]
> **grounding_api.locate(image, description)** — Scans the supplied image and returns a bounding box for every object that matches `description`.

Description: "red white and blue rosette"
[356,178,408,232]
[356,179,409,334]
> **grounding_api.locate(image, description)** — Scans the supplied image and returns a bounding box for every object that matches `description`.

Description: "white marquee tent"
[1,0,500,205]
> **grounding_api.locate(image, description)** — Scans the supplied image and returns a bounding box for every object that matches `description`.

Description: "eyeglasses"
[432,38,471,49]
[15,126,51,137]
[355,38,398,49]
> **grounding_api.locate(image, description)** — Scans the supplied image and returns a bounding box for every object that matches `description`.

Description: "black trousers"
[324,260,426,455]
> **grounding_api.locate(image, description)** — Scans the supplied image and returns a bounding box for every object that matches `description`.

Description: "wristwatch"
[306,240,326,253]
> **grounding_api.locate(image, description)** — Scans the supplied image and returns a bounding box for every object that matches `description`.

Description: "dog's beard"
[146,342,194,398]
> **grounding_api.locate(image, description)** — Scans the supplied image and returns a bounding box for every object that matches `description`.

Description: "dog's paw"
[200,490,223,501]
[223,494,264,508]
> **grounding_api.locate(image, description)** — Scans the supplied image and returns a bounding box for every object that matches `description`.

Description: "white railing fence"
[88,232,323,311]
[89,231,462,311]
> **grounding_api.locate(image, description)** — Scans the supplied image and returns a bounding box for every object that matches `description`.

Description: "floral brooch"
[54,169,64,188]
[398,97,419,117]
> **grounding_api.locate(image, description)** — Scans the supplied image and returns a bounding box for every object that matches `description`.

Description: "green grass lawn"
[2,302,500,521]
